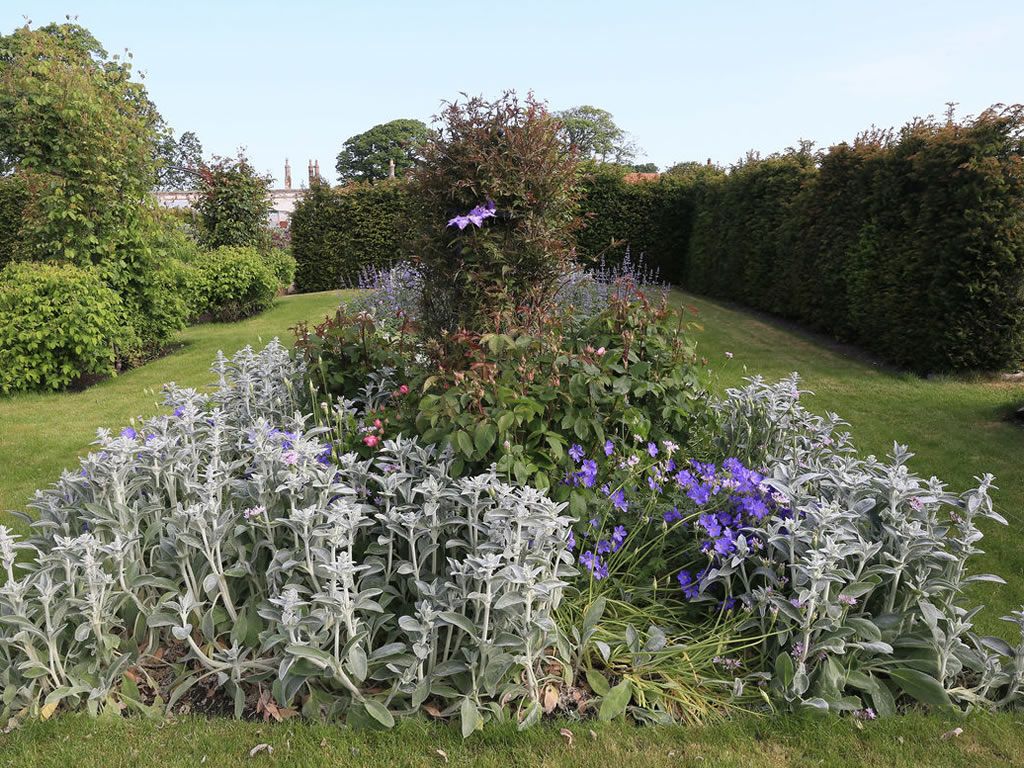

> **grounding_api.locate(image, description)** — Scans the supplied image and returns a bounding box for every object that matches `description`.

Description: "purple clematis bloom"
[569,444,585,463]
[447,199,496,230]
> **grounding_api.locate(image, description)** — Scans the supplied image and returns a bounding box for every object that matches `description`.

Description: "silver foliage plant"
[0,340,574,731]
[705,374,1024,715]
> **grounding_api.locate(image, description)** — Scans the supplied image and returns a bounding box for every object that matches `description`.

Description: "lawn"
[1,288,1022,767]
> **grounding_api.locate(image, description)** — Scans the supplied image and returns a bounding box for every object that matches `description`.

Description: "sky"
[7,1,1023,186]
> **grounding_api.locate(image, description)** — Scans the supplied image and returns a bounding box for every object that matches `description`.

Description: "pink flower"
[398,384,410,395]
[373,419,383,430]
[725,351,734,359]
[363,434,380,448]
[596,347,606,357]
[281,450,299,465]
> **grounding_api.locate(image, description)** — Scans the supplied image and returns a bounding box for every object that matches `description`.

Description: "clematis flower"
[447,199,496,230]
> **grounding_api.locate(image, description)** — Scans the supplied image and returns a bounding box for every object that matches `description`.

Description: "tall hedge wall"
[574,164,717,284]
[291,180,415,293]
[686,107,1024,373]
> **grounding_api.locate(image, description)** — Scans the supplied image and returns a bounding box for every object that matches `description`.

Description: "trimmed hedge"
[192,246,278,322]
[291,180,415,292]
[686,107,1024,373]
[574,163,718,284]
[0,262,133,393]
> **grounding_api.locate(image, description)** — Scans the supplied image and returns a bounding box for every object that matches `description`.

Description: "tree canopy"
[335,118,431,183]
[156,127,204,190]
[554,105,637,164]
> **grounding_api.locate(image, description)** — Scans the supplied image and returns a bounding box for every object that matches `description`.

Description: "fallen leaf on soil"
[434,748,449,763]
[248,743,273,758]
[559,728,574,747]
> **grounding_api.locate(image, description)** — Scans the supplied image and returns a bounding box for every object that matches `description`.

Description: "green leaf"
[363,699,395,728]
[888,668,953,711]
[474,422,497,455]
[585,668,611,696]
[774,651,795,689]
[460,697,481,738]
[454,430,474,458]
[598,679,632,721]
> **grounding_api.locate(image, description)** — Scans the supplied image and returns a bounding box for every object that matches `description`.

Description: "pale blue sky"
[8,1,1023,185]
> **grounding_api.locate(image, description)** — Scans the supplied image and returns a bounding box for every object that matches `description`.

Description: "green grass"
[1,288,1023,766]
[2,711,1023,768]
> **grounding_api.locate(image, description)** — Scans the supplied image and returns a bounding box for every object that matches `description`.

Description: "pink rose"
[398,384,410,395]
[363,434,379,448]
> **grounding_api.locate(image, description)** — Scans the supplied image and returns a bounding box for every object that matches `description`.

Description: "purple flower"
[647,442,658,457]
[120,427,137,440]
[663,506,682,523]
[688,483,712,506]
[611,525,627,551]
[604,440,614,457]
[282,450,299,466]
[610,489,628,512]
[698,513,722,538]
[713,532,736,557]
[173,406,185,418]
[676,569,700,599]
[569,444,585,463]
[596,540,612,555]
[447,200,496,230]
[580,459,598,488]
[567,530,576,552]
[675,469,696,489]
[739,495,769,520]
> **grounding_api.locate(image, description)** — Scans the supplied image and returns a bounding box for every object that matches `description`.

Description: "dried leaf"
[248,743,273,758]
[39,701,58,721]
[435,748,449,763]
[542,685,560,713]
[423,703,444,718]
[940,727,963,741]
[559,728,574,747]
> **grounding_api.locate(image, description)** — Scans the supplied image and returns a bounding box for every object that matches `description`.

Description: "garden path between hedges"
[1,288,1023,767]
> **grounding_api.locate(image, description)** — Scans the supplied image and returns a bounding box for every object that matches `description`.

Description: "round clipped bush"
[0,261,134,393]
[192,246,278,322]
[260,246,297,290]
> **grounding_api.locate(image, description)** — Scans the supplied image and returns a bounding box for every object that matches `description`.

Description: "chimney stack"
[314,160,321,179]
[284,158,292,190]
[308,160,314,185]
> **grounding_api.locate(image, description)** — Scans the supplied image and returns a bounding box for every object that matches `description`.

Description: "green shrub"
[575,162,718,284]
[260,246,296,289]
[192,246,278,322]
[0,174,26,269]
[291,179,414,293]
[194,153,272,249]
[0,261,135,393]
[300,286,707,493]
[685,109,1024,372]
[412,92,581,338]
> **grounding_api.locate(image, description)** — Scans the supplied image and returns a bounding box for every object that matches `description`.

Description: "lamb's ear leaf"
[888,668,953,711]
